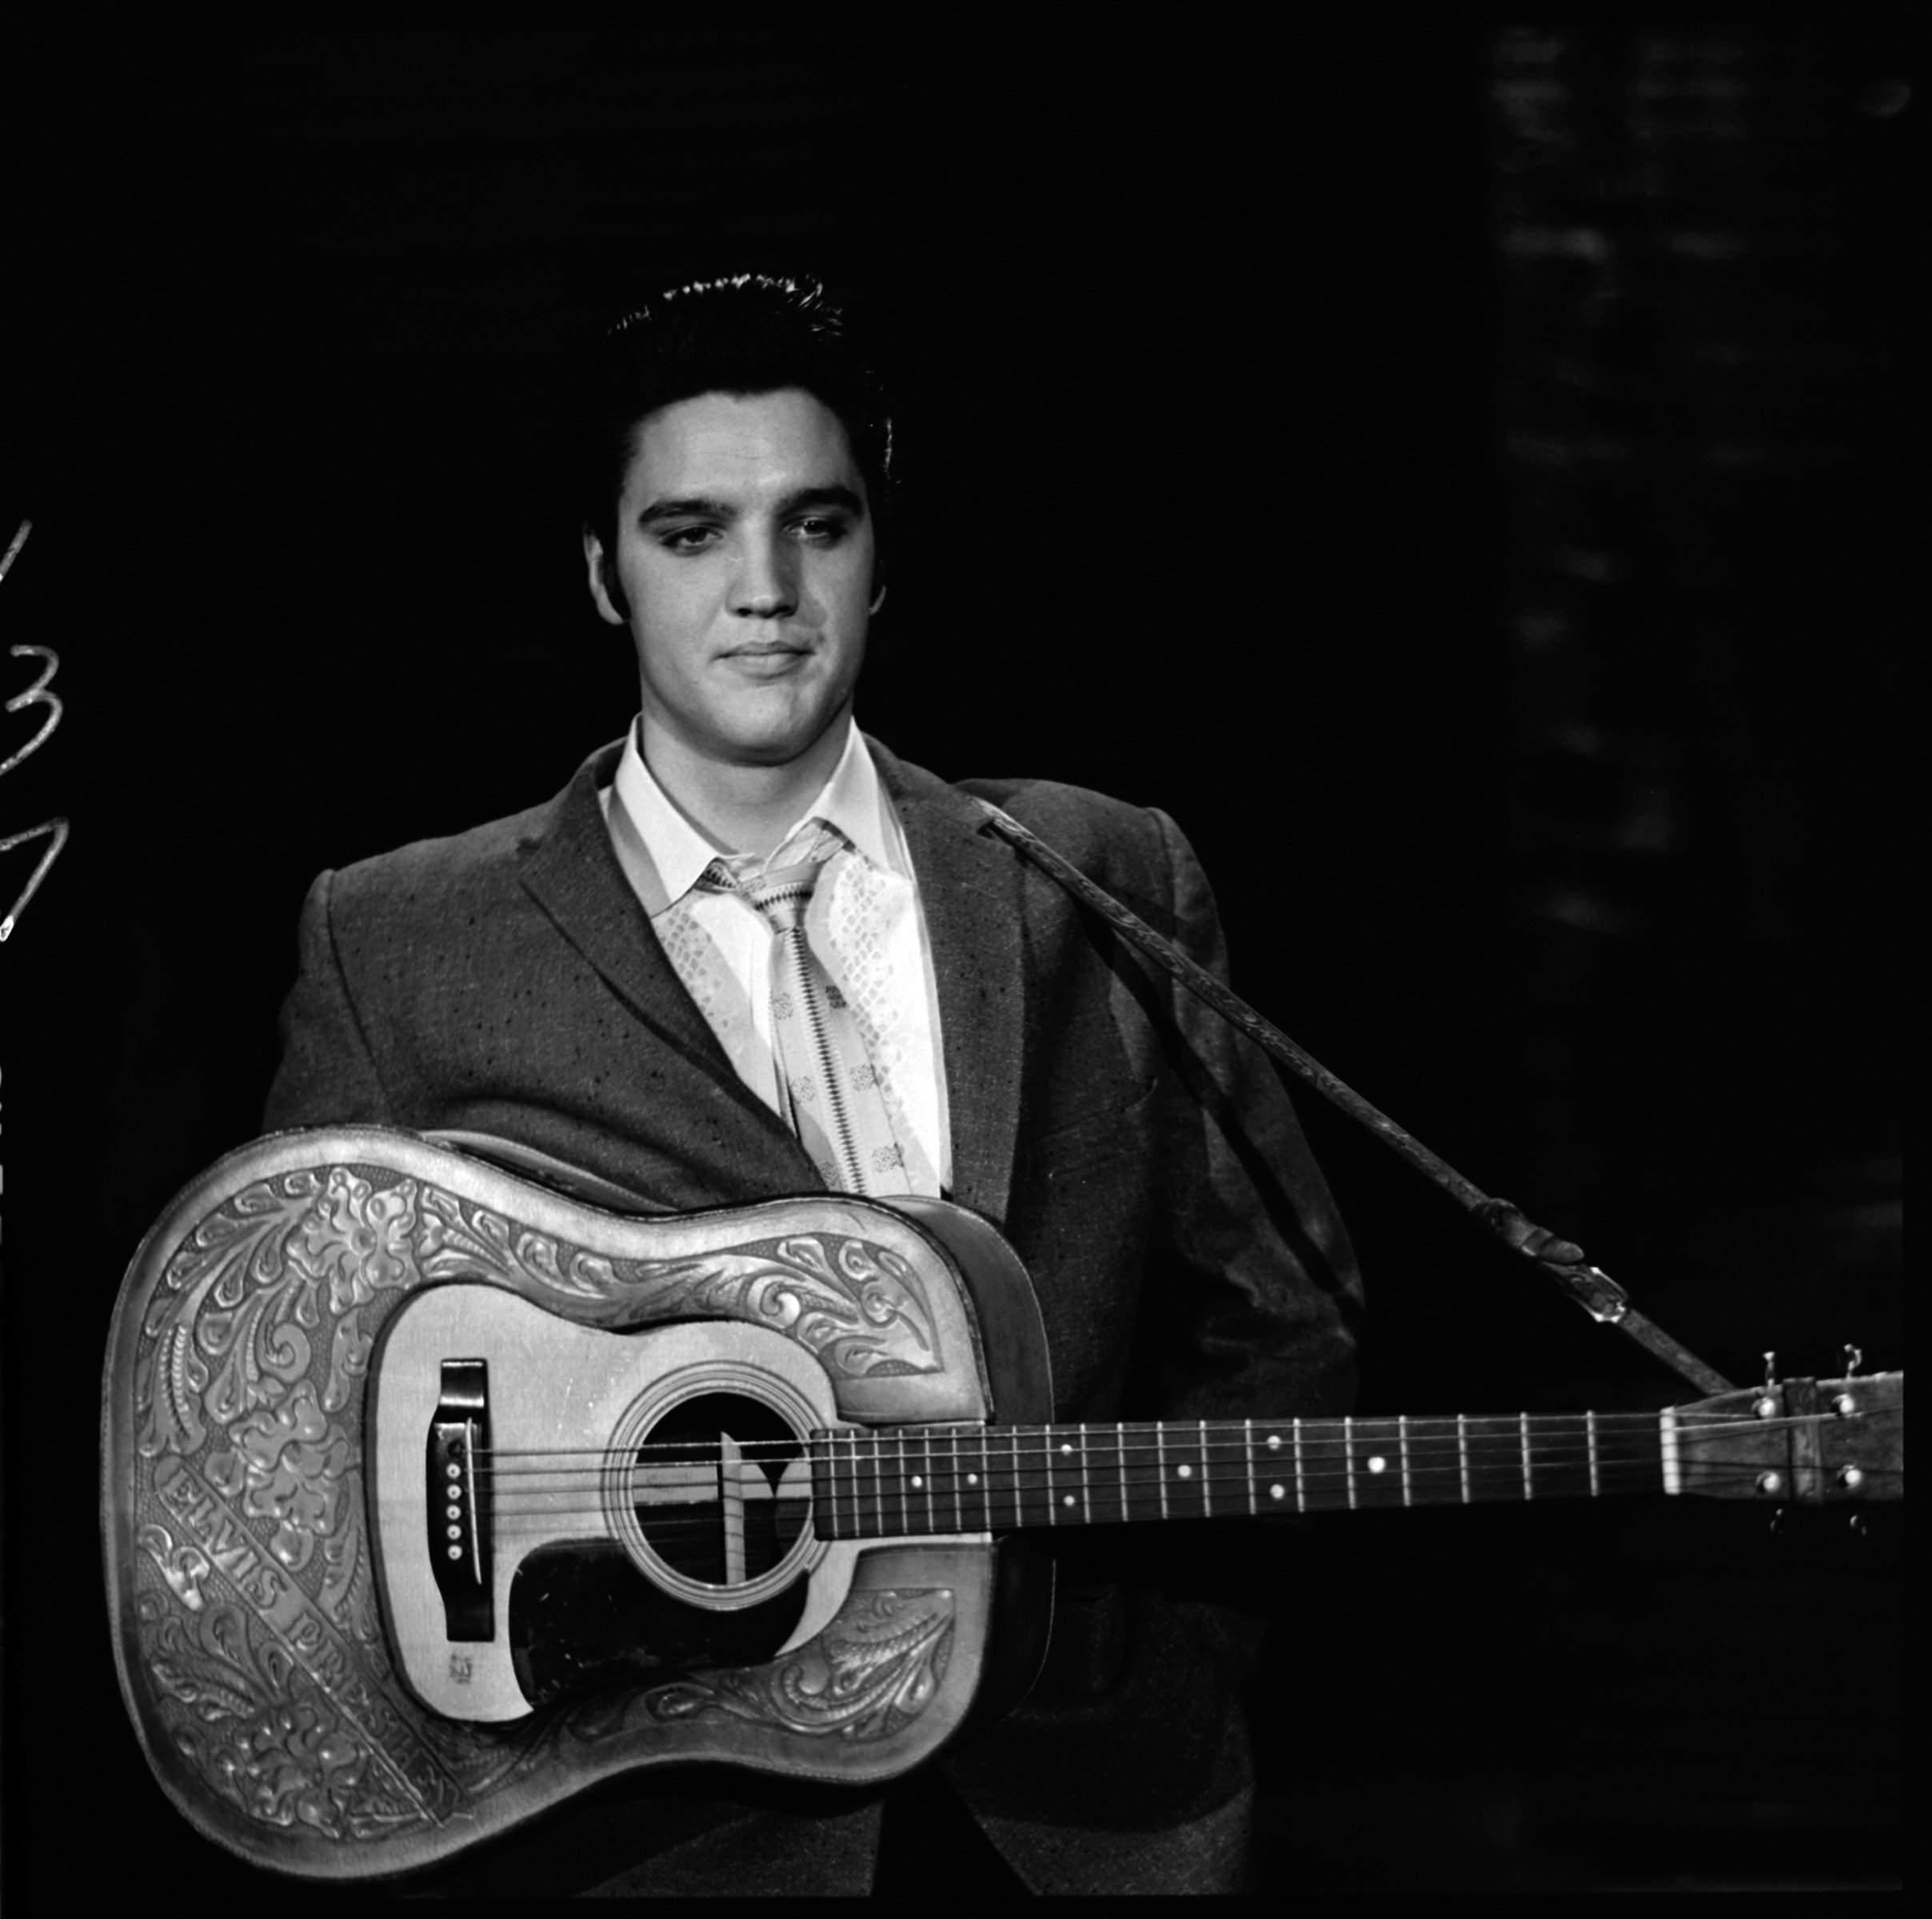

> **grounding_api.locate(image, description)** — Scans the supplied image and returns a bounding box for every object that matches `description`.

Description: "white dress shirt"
[599,718,952,1195]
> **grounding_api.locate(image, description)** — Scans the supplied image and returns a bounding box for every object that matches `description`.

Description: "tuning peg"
[1754,1351,1779,1420]
[1842,1343,1863,1378]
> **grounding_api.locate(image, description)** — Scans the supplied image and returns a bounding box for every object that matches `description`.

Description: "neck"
[808,1411,1668,1538]
[638,707,852,860]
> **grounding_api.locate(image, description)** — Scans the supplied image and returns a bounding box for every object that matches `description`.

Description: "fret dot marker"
[1269,1484,1286,1501]
[1062,1494,1076,1508]
[1060,1443,1075,1456]
[1367,1456,1387,1474]
[1177,1463,1193,1478]
[966,1473,979,1486]
[910,1475,924,1490]
[1266,1434,1283,1451]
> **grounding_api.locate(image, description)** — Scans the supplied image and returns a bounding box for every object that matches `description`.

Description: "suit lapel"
[514,744,817,1187]
[872,738,1028,1227]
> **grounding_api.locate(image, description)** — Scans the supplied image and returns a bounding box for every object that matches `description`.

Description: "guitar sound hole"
[633,1391,809,1590]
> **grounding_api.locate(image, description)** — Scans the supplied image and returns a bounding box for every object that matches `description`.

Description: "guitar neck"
[810,1413,1667,1539]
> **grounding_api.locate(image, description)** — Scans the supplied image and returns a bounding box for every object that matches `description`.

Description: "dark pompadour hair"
[576,273,893,568]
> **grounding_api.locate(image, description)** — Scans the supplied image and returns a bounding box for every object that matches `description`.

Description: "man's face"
[586,386,879,771]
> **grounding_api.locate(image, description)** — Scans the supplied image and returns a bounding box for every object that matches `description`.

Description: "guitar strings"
[465,1456,1904,1544]
[449,1414,1896,1539]
[463,1406,1882,1475]
[471,1470,1904,1541]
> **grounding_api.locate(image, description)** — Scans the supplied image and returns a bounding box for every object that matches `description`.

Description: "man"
[266,274,1361,1894]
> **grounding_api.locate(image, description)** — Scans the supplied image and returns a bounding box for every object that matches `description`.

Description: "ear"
[582,529,629,625]
[869,580,888,617]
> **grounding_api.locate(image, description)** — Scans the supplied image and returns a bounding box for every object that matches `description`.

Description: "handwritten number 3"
[3,644,62,779]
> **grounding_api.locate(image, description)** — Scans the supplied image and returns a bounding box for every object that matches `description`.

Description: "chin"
[718,700,849,767]
[717,720,836,768]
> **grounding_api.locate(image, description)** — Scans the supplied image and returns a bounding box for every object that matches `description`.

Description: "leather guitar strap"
[976,800,1735,1396]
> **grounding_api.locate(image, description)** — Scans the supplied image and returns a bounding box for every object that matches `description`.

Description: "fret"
[1077,1425,1092,1524]
[813,1433,832,1539]
[1398,1414,1412,1507]
[1528,1414,1594,1502]
[896,1429,914,1534]
[1115,1422,1130,1522]
[1349,1417,1407,1510]
[1463,1416,1525,1502]
[1198,1420,1212,1517]
[1155,1425,1170,1519]
[1161,1424,1190,1520]
[1343,1415,1357,1509]
[1010,1427,1026,1529]
[1457,1414,1471,1503]
[811,1434,841,1540]
[1599,1413,1666,1498]
[1293,1417,1307,1513]
[1116,1423,1151,1522]
[1402,1418,1465,1506]
[1519,1412,1533,1501]
[920,1430,937,1534]
[1244,1419,1257,1514]
[1296,1418,1348,1514]
[1206,1422,1247,1521]
[1586,1410,1599,1498]
[1251,1421,1293,1510]
[1163,1422,1208,1520]
[1062,1432,1084,1522]
[962,1432,988,1532]
[1036,1428,1060,1526]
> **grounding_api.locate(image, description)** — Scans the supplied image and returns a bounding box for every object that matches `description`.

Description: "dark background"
[2,26,1905,1897]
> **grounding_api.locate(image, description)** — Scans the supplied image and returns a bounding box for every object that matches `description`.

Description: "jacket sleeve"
[262,870,396,1130]
[1093,808,1363,1698]
[1136,807,1363,1427]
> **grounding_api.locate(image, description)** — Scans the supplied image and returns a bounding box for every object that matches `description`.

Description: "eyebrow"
[635,484,867,529]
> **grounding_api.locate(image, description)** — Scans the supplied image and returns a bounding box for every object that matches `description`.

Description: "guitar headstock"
[1667,1370,1903,1503]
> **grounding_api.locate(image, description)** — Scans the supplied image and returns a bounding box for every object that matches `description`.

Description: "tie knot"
[744,860,821,934]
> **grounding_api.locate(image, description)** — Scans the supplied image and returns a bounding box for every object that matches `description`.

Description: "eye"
[788,516,850,546]
[657,525,721,554]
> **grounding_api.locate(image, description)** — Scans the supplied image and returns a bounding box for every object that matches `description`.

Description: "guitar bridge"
[426,1359,493,1641]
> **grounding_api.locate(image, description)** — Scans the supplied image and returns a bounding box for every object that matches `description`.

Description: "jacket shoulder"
[323,739,622,930]
[325,795,557,926]
[951,772,1177,888]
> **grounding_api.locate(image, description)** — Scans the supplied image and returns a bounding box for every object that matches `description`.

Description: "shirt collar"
[608,715,904,914]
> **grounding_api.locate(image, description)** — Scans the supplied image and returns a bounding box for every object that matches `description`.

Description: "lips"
[721,643,812,676]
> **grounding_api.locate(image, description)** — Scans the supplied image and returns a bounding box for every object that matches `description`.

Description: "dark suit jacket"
[264,736,1362,1873]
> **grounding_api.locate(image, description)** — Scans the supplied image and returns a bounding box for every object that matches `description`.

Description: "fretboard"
[809,1414,1665,1539]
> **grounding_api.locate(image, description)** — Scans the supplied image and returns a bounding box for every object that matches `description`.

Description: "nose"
[731,528,799,620]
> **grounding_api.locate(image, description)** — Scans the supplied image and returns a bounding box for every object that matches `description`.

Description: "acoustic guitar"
[101,1127,1903,1881]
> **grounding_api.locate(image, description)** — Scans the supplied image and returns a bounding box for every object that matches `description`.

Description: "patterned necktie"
[744,858,912,1196]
